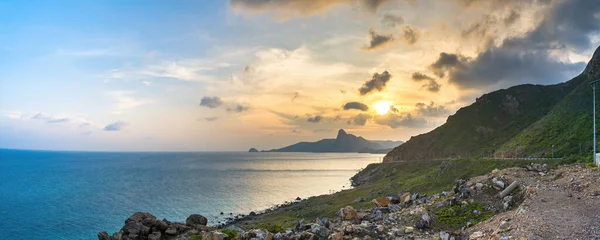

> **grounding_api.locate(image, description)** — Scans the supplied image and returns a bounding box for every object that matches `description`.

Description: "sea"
[0,149,383,240]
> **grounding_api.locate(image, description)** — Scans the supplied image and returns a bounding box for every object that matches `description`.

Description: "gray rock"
[388,204,402,212]
[148,232,161,240]
[224,224,245,232]
[204,231,230,240]
[165,227,177,235]
[111,232,122,240]
[439,231,450,240]
[97,232,110,240]
[186,214,208,227]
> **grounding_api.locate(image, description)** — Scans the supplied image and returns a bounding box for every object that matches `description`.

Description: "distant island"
[248,148,259,152]
[250,129,403,153]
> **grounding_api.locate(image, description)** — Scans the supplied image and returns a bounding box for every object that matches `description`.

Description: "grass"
[431,203,494,230]
[234,158,554,229]
[189,235,202,240]
[221,229,238,239]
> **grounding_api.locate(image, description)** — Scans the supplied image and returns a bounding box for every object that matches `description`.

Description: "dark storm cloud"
[359,70,392,95]
[307,115,323,123]
[439,0,598,88]
[415,102,449,117]
[347,113,372,126]
[365,28,394,50]
[103,121,126,131]
[343,102,369,111]
[374,112,426,128]
[411,72,434,81]
[402,26,420,45]
[199,96,223,109]
[381,13,404,27]
[429,53,469,78]
[227,104,250,113]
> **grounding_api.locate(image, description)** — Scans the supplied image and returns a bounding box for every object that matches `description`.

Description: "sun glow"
[373,101,393,115]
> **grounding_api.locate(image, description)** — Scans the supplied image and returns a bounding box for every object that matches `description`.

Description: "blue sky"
[1,0,599,151]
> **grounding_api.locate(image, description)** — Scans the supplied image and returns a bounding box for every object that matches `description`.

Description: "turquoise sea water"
[0,149,382,240]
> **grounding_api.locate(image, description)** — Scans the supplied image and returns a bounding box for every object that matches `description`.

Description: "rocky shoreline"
[98,163,600,240]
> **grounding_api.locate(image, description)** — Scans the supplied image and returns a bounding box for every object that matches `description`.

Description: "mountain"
[265,129,403,153]
[384,46,600,162]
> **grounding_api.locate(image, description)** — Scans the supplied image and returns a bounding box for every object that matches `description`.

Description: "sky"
[0,0,599,151]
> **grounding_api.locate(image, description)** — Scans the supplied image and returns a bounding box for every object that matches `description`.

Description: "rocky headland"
[98,162,599,240]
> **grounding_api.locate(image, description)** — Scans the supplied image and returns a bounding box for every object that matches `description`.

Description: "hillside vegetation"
[384,46,600,162]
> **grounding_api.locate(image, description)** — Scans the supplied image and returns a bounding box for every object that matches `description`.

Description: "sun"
[373,101,393,115]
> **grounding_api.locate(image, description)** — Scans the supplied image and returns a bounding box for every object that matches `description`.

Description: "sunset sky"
[1,0,599,151]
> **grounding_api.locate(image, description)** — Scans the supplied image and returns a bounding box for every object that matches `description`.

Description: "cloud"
[411,72,434,81]
[402,26,420,45]
[343,101,369,111]
[230,0,391,19]
[205,117,219,121]
[503,9,520,26]
[429,53,469,78]
[307,115,323,123]
[374,112,427,128]
[421,80,441,92]
[438,0,598,88]
[461,15,497,38]
[103,121,126,131]
[109,91,151,114]
[381,13,404,27]
[364,27,394,50]
[200,96,224,109]
[347,113,372,126]
[30,113,70,124]
[226,104,250,113]
[415,102,449,117]
[291,92,299,101]
[334,114,342,121]
[359,70,392,95]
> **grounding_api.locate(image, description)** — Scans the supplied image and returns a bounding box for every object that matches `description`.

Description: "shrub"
[221,229,239,239]
[189,234,202,240]
[258,223,285,233]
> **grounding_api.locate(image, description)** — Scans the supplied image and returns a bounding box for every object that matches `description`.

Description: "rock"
[204,231,230,240]
[492,168,499,174]
[339,206,358,221]
[224,224,245,232]
[186,214,208,227]
[387,195,401,204]
[165,227,177,235]
[241,229,273,240]
[404,226,414,234]
[400,192,412,204]
[475,182,484,191]
[389,204,402,212]
[492,178,505,190]
[249,148,259,152]
[372,197,391,207]
[470,231,484,239]
[155,220,168,231]
[148,232,161,240]
[111,232,122,240]
[416,212,432,229]
[330,231,343,240]
[353,197,363,203]
[97,232,110,240]
[411,192,420,201]
[439,231,450,240]
[311,223,330,237]
[249,211,257,216]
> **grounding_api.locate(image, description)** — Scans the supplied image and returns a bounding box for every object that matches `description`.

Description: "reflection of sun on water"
[373,101,392,115]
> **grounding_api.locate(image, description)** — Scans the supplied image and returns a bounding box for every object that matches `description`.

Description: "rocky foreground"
[99,163,600,240]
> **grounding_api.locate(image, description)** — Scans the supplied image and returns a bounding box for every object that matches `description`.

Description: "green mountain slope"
[499,46,600,157]
[384,46,599,162]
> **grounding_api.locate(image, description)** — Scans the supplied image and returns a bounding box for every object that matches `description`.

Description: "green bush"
[258,223,285,233]
[433,202,493,230]
[189,234,202,240]
[221,229,238,239]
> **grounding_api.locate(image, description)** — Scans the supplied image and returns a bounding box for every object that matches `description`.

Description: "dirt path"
[466,164,600,240]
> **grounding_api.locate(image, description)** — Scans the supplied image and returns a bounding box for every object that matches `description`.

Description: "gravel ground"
[466,164,600,240]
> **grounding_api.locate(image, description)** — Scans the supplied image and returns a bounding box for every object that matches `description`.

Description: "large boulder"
[337,206,358,221]
[204,231,230,240]
[186,214,208,227]
[97,232,110,240]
